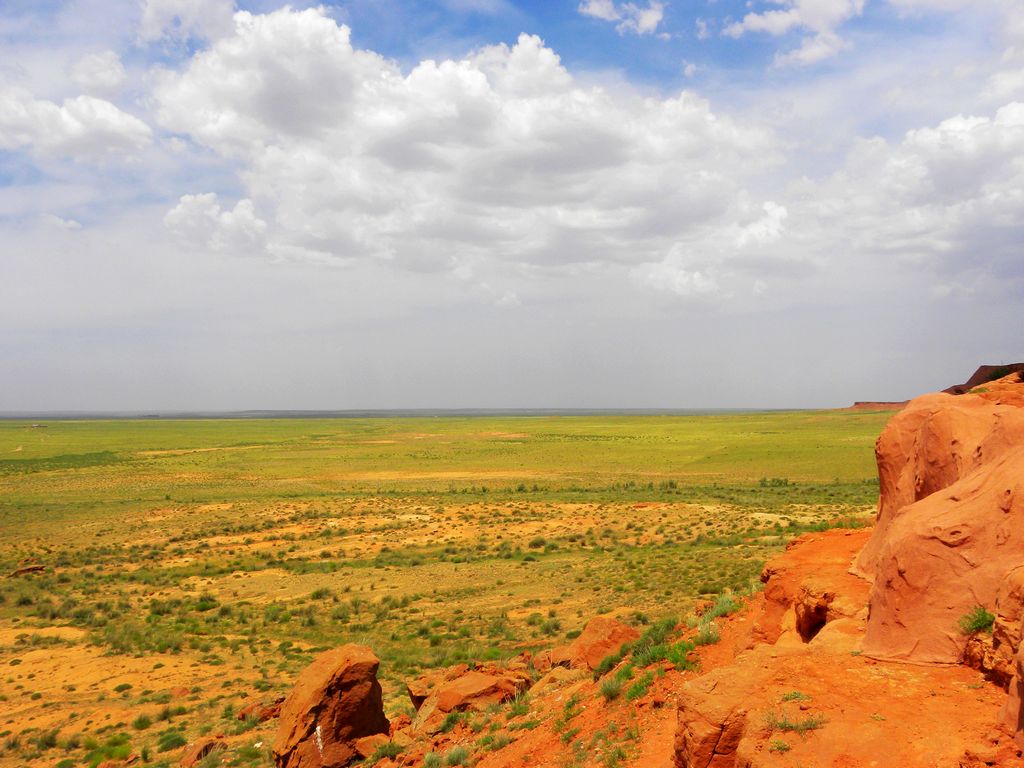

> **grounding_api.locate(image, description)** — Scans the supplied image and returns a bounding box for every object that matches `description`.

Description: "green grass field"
[0,410,892,767]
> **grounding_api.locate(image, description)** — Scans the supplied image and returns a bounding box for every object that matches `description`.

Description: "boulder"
[863,445,1024,663]
[854,389,1024,577]
[548,616,640,671]
[405,664,468,710]
[180,738,226,768]
[352,734,390,759]
[238,696,284,723]
[7,564,45,577]
[272,645,389,768]
[411,666,530,732]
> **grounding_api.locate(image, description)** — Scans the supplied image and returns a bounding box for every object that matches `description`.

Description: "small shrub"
[445,745,470,766]
[507,693,529,719]
[593,648,628,680]
[132,715,152,730]
[764,710,825,733]
[693,622,720,646]
[369,741,402,762]
[438,712,465,733]
[424,753,442,768]
[34,729,59,749]
[704,593,741,621]
[487,734,512,751]
[599,677,623,701]
[666,640,697,670]
[157,730,187,753]
[958,606,995,635]
[626,671,653,700]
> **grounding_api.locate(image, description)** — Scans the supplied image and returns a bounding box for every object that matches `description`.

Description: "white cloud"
[724,0,866,66]
[164,193,267,254]
[42,214,83,231]
[632,259,720,298]
[155,8,775,288]
[0,86,151,158]
[71,50,126,95]
[784,101,1024,276]
[735,201,788,247]
[579,0,619,22]
[139,0,234,43]
[578,0,666,36]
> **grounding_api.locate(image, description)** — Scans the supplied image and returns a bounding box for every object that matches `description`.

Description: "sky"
[0,0,1022,410]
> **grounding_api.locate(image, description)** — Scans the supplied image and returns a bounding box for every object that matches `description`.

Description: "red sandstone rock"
[406,664,469,710]
[864,445,1024,663]
[7,564,45,577]
[855,388,1024,578]
[272,644,390,768]
[352,734,390,759]
[410,665,531,732]
[179,738,226,767]
[548,616,640,671]
[238,696,284,723]
[754,529,870,646]
[671,530,1013,768]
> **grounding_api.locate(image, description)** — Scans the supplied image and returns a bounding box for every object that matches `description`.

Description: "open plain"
[0,411,887,767]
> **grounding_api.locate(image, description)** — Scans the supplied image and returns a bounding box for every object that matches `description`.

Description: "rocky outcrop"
[864,445,1024,662]
[945,364,1024,395]
[855,387,1024,578]
[7,563,45,577]
[238,696,284,723]
[754,529,870,646]
[536,616,640,672]
[409,664,531,733]
[273,645,389,768]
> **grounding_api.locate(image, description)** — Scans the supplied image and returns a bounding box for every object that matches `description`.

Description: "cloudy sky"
[1,0,1021,410]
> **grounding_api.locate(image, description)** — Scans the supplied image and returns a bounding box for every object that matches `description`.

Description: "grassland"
[0,410,891,767]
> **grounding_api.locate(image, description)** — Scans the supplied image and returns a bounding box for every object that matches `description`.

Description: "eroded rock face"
[238,696,285,723]
[854,388,1024,578]
[407,663,532,733]
[674,673,747,768]
[863,445,1024,663]
[273,645,389,768]
[753,529,870,647]
[547,616,640,671]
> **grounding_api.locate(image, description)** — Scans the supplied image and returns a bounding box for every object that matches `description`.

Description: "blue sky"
[0,0,1022,409]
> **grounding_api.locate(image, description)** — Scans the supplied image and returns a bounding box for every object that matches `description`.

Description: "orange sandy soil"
[398,529,1021,768]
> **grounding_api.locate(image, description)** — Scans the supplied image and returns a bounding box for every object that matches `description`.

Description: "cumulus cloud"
[149,5,1024,305]
[821,101,1024,267]
[0,86,151,158]
[164,193,267,254]
[578,0,666,36]
[724,0,866,65]
[634,100,1024,300]
[735,201,788,247]
[71,50,127,95]
[155,8,776,287]
[139,0,235,43]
